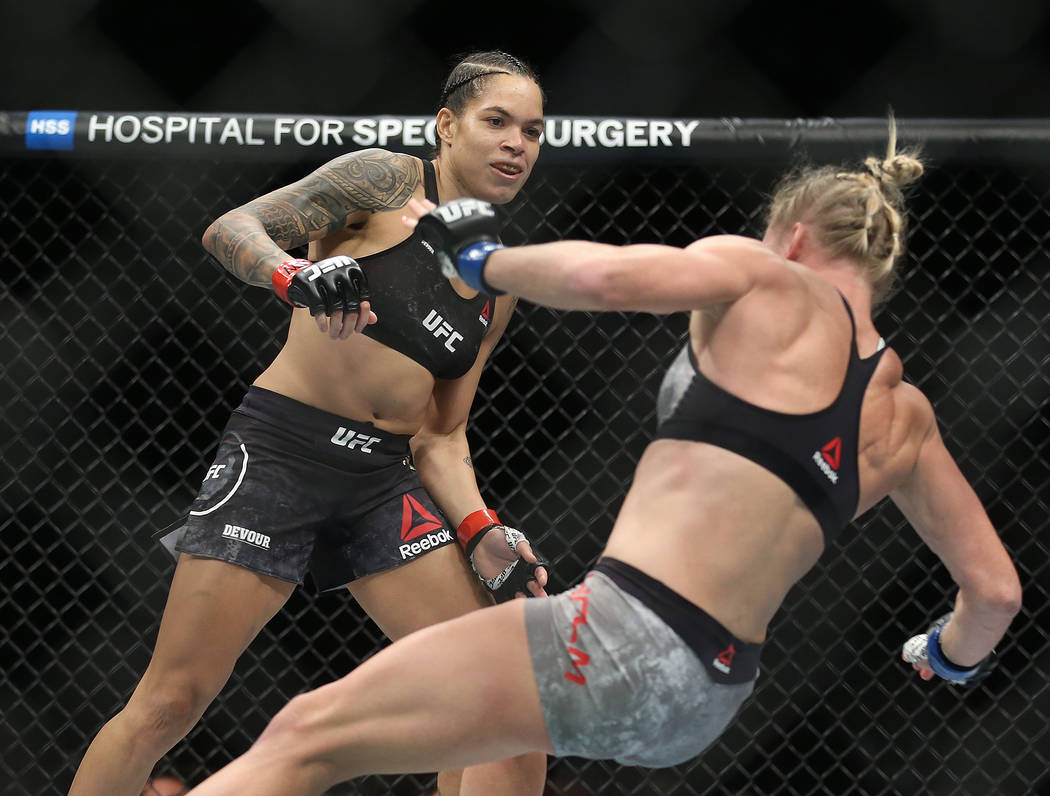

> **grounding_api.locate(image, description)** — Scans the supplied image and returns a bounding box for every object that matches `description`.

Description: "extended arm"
[481,235,767,313]
[407,197,778,314]
[891,402,1022,676]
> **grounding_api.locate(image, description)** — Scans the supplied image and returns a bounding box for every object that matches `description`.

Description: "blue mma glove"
[415,198,504,294]
[901,612,997,687]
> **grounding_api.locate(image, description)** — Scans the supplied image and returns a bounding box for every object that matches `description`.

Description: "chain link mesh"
[1,141,1047,795]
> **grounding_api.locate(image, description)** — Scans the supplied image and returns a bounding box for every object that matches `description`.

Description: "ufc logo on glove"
[304,260,346,281]
[434,199,496,223]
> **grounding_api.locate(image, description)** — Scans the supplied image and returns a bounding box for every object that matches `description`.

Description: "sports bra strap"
[422,159,439,203]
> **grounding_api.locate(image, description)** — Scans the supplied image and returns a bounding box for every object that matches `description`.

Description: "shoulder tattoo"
[245,151,422,244]
[323,150,421,213]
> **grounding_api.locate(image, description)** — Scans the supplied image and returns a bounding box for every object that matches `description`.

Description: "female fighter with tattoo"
[70,51,549,796]
[186,122,1021,795]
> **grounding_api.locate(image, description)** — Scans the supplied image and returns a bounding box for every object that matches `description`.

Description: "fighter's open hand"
[310,302,378,340]
[469,524,550,601]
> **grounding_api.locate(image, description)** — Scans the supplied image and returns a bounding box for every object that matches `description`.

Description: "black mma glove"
[901,611,997,687]
[457,509,551,602]
[272,255,370,315]
[415,198,505,294]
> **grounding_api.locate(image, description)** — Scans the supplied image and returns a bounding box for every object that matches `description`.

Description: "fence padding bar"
[4,112,1050,162]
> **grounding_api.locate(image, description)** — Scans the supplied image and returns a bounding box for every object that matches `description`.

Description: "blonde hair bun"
[865,153,924,189]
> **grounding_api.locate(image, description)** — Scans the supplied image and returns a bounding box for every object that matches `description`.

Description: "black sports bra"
[655,299,886,540]
[357,158,494,379]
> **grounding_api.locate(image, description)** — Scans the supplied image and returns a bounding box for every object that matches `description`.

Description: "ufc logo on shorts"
[434,199,495,223]
[205,464,226,480]
[331,427,381,453]
[422,309,464,352]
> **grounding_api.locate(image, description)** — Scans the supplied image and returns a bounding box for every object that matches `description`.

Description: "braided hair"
[434,51,544,153]
[765,114,924,304]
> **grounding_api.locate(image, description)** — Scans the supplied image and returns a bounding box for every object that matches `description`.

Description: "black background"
[4,0,1050,119]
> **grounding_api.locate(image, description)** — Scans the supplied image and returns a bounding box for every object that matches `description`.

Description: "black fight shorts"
[162,387,457,590]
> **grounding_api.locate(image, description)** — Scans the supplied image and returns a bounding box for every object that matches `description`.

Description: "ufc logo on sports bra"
[422,309,464,352]
[433,199,495,223]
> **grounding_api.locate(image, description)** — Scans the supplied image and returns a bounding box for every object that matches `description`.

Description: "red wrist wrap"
[457,508,501,553]
[272,258,312,305]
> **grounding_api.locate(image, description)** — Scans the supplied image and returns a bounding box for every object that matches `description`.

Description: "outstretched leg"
[69,555,295,796]
[186,598,552,795]
[348,544,548,796]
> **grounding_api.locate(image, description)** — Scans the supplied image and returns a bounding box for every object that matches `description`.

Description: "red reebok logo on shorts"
[400,495,444,542]
[821,437,842,470]
[713,644,735,674]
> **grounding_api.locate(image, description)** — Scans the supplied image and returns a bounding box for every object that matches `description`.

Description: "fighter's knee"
[255,691,333,758]
[508,751,548,794]
[250,694,342,787]
[436,768,463,796]
[458,751,548,796]
[255,696,302,748]
[130,679,213,741]
[260,691,314,737]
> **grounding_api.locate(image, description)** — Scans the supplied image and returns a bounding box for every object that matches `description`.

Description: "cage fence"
[1,115,1047,795]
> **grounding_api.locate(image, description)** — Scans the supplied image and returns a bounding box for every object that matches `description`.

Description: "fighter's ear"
[436,107,456,148]
[784,222,808,262]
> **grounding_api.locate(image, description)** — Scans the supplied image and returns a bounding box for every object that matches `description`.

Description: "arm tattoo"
[464,456,474,469]
[205,150,422,287]
[208,216,285,287]
[322,150,421,212]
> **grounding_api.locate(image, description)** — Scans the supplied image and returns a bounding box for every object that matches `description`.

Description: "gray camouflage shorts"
[524,570,755,767]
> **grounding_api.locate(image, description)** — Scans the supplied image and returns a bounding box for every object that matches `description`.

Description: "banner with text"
[4,111,1049,162]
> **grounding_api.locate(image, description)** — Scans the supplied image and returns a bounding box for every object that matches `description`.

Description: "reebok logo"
[400,494,444,542]
[821,437,842,469]
[812,437,841,484]
[398,529,452,559]
[221,523,271,550]
[713,644,736,675]
[397,495,450,558]
[478,300,491,327]
[331,427,381,453]
[422,309,464,352]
